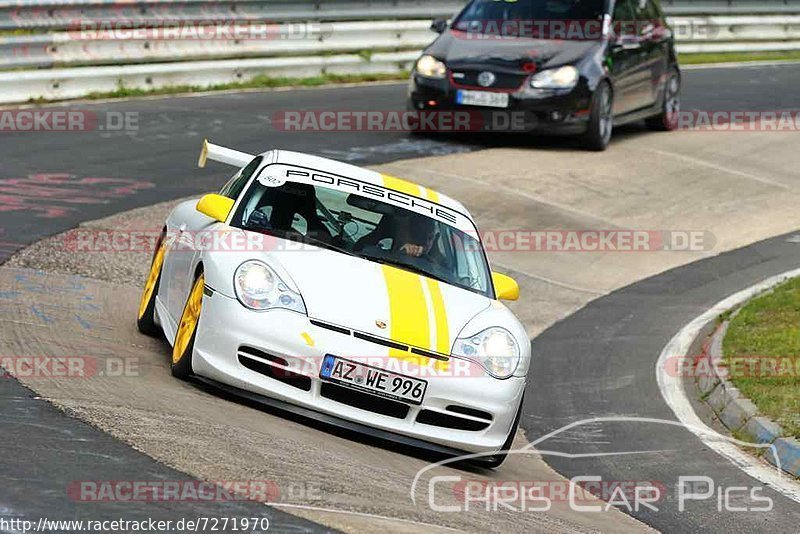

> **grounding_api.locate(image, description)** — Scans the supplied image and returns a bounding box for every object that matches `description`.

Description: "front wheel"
[646,69,680,131]
[137,233,166,337]
[171,274,204,380]
[582,82,613,151]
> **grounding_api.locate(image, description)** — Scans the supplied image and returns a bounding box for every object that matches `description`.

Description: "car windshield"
[453,0,606,39]
[230,174,494,298]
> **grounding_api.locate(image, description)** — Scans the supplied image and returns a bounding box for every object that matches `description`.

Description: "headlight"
[416,55,447,79]
[234,260,306,314]
[530,66,579,89]
[453,327,520,379]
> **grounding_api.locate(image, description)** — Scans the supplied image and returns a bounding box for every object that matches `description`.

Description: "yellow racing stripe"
[381,174,421,197]
[381,265,430,360]
[424,188,440,203]
[381,172,442,204]
[425,278,449,355]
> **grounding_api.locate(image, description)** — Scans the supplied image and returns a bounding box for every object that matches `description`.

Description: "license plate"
[456,90,509,108]
[319,355,427,405]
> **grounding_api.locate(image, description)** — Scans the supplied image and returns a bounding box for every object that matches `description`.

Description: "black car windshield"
[230,175,494,298]
[453,0,606,39]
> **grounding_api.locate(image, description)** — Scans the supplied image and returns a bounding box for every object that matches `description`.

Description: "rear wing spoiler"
[197,139,255,169]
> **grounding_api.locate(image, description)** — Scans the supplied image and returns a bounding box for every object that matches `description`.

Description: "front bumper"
[408,73,593,135]
[192,290,526,454]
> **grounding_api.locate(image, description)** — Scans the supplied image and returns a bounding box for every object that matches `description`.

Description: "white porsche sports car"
[137,140,529,467]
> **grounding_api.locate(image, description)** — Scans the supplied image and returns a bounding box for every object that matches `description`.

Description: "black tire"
[582,81,613,151]
[478,393,524,469]
[136,232,166,337]
[171,274,204,380]
[646,68,680,131]
[171,328,195,380]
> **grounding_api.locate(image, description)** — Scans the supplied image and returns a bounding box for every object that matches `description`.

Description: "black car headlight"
[530,66,579,90]
[416,55,447,79]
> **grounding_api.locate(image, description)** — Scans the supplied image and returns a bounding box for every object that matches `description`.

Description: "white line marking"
[656,268,800,503]
[641,148,791,190]
[267,503,463,532]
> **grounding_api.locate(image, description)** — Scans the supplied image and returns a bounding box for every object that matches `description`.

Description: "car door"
[608,0,649,115]
[165,156,263,322]
[634,0,669,108]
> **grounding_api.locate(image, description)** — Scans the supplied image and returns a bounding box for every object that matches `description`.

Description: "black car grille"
[320,382,410,419]
[451,70,527,90]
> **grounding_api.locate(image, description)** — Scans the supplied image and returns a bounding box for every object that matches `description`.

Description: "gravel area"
[6,198,189,286]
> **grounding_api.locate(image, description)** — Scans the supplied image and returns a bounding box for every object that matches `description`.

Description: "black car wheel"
[582,81,613,151]
[137,231,166,337]
[646,69,681,131]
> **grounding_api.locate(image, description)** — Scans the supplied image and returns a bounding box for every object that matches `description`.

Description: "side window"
[640,0,662,26]
[220,156,262,200]
[612,0,636,38]
[613,0,633,20]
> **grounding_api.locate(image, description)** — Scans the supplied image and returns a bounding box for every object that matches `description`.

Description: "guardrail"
[2,0,800,32]
[1,0,799,104]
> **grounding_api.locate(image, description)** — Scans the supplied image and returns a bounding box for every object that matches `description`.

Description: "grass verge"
[679,50,800,65]
[73,71,409,102]
[723,277,800,438]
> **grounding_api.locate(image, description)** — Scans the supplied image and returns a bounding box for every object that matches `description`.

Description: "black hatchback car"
[408,0,680,150]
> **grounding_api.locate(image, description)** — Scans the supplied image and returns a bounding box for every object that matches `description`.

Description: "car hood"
[427,30,601,72]
[268,246,492,355]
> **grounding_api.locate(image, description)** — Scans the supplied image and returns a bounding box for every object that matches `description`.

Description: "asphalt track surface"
[2,62,799,263]
[523,231,800,532]
[1,63,799,532]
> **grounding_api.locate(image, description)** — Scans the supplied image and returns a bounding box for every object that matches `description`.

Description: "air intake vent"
[238,347,311,391]
[416,410,490,431]
[446,405,493,421]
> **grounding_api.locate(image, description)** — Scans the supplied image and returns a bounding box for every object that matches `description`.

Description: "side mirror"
[430,18,448,34]
[196,193,234,223]
[612,33,641,51]
[492,272,520,302]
